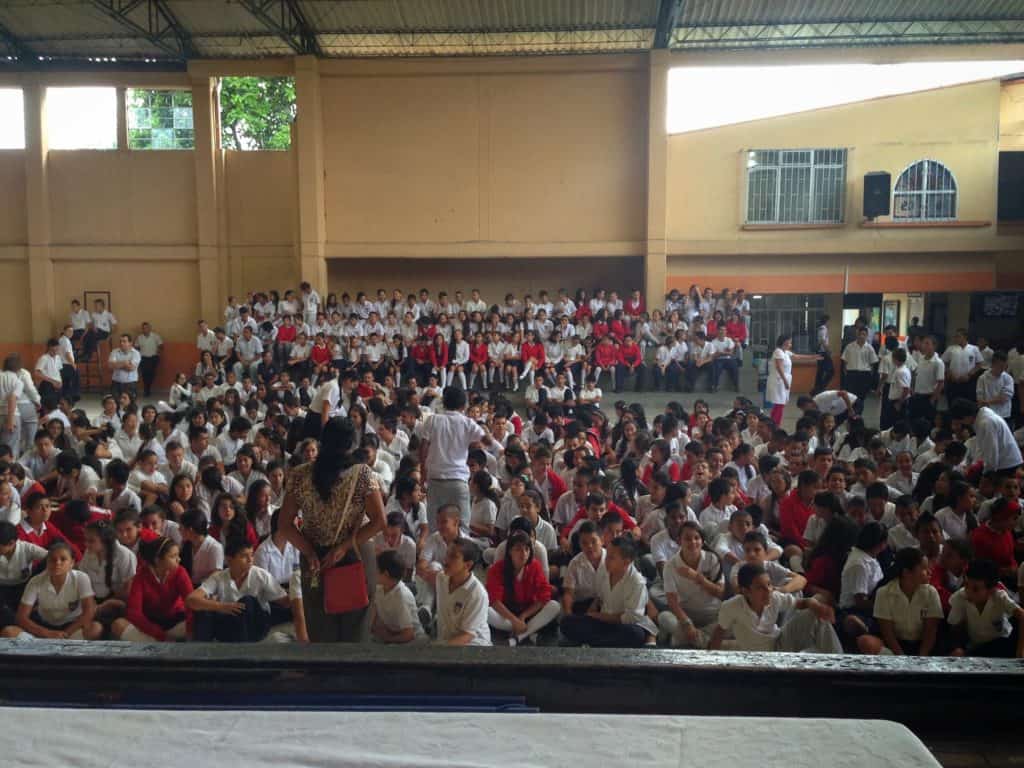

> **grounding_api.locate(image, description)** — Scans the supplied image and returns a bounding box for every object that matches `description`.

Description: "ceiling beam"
[0,18,36,62]
[89,0,195,59]
[653,0,685,48]
[237,0,323,56]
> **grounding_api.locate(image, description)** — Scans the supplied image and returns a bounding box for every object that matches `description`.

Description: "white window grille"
[893,160,957,221]
[745,148,847,224]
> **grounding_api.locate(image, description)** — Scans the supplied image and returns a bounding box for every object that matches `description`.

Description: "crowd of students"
[0,283,1021,657]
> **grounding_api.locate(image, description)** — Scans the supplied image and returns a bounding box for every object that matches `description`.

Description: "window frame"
[892,159,959,222]
[125,87,195,151]
[744,147,848,225]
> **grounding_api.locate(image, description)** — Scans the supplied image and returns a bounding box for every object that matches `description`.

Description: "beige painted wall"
[328,257,642,302]
[665,80,1005,256]
[321,62,647,248]
[0,261,32,343]
[48,150,195,244]
[0,151,26,244]
[224,150,298,293]
[52,260,200,341]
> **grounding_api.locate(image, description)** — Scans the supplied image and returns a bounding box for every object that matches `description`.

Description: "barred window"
[745,148,847,225]
[127,89,194,150]
[893,160,957,221]
[749,294,826,355]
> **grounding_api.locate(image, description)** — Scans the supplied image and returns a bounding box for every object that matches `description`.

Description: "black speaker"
[998,151,1024,221]
[863,171,891,219]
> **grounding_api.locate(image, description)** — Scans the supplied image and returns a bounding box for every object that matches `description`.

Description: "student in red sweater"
[112,535,192,641]
[469,332,489,391]
[519,330,546,384]
[592,335,619,391]
[641,439,682,487]
[18,492,81,560]
[778,470,820,556]
[50,499,110,556]
[209,493,259,550]
[970,498,1019,584]
[615,334,644,393]
[608,311,628,343]
[625,289,645,321]
[429,333,449,388]
[309,333,332,378]
[486,530,560,645]
[410,335,433,386]
[591,309,610,342]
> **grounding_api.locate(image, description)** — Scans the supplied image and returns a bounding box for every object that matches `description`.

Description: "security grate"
[750,294,826,355]
[746,148,847,224]
[893,159,958,221]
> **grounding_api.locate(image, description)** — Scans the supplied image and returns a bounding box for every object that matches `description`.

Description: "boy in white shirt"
[370,550,427,644]
[561,521,605,615]
[949,559,1024,658]
[374,512,418,576]
[711,563,840,653]
[435,538,490,646]
[186,539,289,642]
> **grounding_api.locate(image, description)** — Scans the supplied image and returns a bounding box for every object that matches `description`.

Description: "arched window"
[892,160,957,221]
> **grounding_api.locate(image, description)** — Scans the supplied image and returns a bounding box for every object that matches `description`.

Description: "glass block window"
[745,148,847,224]
[893,159,957,221]
[127,89,194,150]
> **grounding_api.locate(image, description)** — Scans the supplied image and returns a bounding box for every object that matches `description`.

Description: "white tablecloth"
[5,708,939,767]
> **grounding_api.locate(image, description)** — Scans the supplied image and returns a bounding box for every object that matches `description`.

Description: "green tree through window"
[219,76,296,151]
[127,89,193,149]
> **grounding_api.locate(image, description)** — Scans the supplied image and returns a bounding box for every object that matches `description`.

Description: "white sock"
[520,362,533,380]
[458,371,467,389]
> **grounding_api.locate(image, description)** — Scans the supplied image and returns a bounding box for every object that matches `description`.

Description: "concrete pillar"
[23,79,54,341]
[294,55,327,293]
[645,50,670,311]
[116,87,128,150]
[947,293,971,340]
[190,73,223,325]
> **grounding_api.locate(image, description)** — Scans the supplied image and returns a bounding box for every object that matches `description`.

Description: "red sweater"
[411,343,432,365]
[561,503,637,537]
[641,460,681,487]
[726,319,748,344]
[609,320,628,341]
[470,342,488,364]
[126,564,193,640]
[593,343,618,368]
[521,342,545,366]
[429,342,449,368]
[50,506,111,555]
[626,297,645,318]
[486,558,552,611]
[310,343,331,366]
[276,325,297,343]
[592,321,609,340]
[543,470,568,508]
[779,490,815,547]
[18,521,82,561]
[210,521,260,550]
[618,343,642,366]
[970,525,1017,572]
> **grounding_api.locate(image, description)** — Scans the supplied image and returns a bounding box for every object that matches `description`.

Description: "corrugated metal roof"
[681,0,1024,27]
[1,0,1023,63]
[301,0,659,32]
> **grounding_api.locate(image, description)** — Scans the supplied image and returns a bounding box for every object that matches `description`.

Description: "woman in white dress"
[766,334,820,426]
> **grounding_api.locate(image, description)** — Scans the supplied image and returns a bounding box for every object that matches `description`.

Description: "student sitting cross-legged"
[112,535,191,642]
[560,536,658,648]
[186,537,290,643]
[709,562,841,654]
[3,540,102,640]
[370,550,427,645]
[486,530,560,646]
[857,547,943,656]
[948,559,1024,658]
[435,538,491,647]
[658,521,725,648]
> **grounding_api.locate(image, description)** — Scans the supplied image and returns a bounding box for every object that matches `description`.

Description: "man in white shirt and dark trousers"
[976,351,1015,421]
[420,387,492,530]
[841,326,878,416]
[950,399,1022,476]
[33,338,64,403]
[911,335,944,423]
[108,334,142,400]
[943,328,984,406]
[135,322,164,398]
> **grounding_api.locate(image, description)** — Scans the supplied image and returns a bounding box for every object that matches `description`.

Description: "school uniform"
[942,343,983,404]
[187,535,224,586]
[134,331,163,397]
[976,369,1015,420]
[194,565,286,642]
[911,354,944,421]
[934,506,969,540]
[563,550,604,612]
[108,347,142,398]
[374,532,417,572]
[34,351,64,401]
[253,537,300,586]
[882,364,911,431]
[699,503,736,541]
[374,580,426,643]
[435,572,491,646]
[726,559,799,595]
[560,563,656,648]
[948,587,1020,655]
[77,540,137,601]
[20,569,94,637]
[717,591,841,653]
[841,341,878,411]
[839,546,884,611]
[120,564,193,642]
[873,579,943,651]
[657,550,723,647]
[887,523,919,551]
[974,406,1023,473]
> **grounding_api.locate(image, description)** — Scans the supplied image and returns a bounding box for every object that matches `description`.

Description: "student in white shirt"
[710,562,840,653]
[180,509,224,587]
[374,513,418,576]
[976,351,1015,420]
[840,327,879,410]
[0,522,46,622]
[253,510,300,587]
[950,399,1022,474]
[658,521,725,648]
[560,536,657,647]
[858,547,943,656]
[134,322,164,398]
[78,520,136,617]
[108,334,142,399]
[910,335,945,422]
[942,329,984,405]
[370,550,426,644]
[186,538,289,642]
[949,559,1024,658]
[435,538,491,646]
[561,521,605,614]
[838,522,888,643]
[3,540,103,640]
